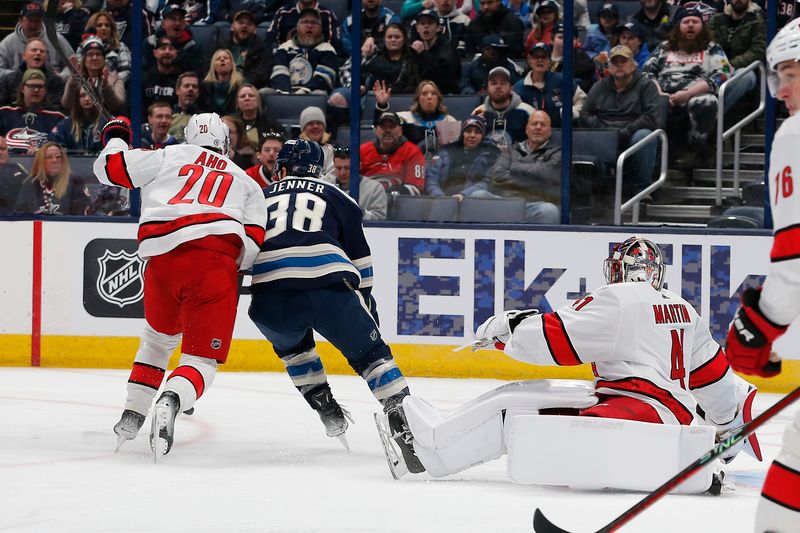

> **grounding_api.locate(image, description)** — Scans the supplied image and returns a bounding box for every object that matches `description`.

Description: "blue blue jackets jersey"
[250,176,373,293]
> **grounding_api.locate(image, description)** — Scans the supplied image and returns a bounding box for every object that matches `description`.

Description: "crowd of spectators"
[0,0,776,222]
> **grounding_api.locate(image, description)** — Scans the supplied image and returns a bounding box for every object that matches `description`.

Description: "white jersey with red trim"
[760,112,800,326]
[93,138,267,269]
[504,282,737,426]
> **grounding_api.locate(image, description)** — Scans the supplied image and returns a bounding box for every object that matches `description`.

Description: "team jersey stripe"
[104,152,134,189]
[129,362,165,390]
[138,213,235,242]
[244,224,266,247]
[167,365,206,399]
[771,224,800,262]
[541,312,582,366]
[761,461,800,512]
[595,377,694,425]
[688,348,730,389]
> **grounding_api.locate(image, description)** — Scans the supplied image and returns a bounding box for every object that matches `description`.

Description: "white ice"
[1,368,795,533]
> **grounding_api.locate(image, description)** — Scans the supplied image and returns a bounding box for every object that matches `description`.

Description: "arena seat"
[550,128,620,184]
[262,94,329,128]
[707,214,761,228]
[389,195,459,222]
[445,94,482,121]
[362,93,416,124]
[457,197,526,223]
[190,24,219,62]
[325,0,350,22]
[741,180,766,206]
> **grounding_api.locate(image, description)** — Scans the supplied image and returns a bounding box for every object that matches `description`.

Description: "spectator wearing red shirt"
[246,133,284,188]
[360,111,426,196]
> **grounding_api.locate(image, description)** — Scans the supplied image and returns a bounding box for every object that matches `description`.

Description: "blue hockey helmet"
[273,138,325,179]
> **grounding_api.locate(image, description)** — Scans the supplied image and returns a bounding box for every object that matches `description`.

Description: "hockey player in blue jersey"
[248,139,424,474]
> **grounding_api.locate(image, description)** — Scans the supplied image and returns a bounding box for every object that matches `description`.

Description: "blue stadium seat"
[457,197,526,223]
[445,95,482,121]
[550,128,620,183]
[324,0,350,22]
[389,196,459,222]
[707,214,761,228]
[362,93,416,124]
[262,94,329,128]
[191,24,219,62]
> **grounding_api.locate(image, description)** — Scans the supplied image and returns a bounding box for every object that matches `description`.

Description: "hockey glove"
[474,309,539,350]
[725,288,786,377]
[101,116,133,147]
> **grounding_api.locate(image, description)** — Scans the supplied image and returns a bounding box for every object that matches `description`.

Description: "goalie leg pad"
[403,380,597,478]
[506,415,716,493]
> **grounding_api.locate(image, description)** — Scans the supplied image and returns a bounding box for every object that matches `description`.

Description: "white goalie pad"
[404,380,598,478]
[507,415,717,493]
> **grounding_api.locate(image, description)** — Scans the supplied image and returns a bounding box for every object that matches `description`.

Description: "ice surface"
[0,368,794,533]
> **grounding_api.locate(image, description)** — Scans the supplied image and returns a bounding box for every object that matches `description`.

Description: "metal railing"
[614,129,668,225]
[715,61,767,205]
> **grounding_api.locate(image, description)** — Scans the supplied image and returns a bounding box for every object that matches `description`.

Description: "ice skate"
[374,411,409,479]
[113,409,145,452]
[150,391,180,462]
[382,401,426,476]
[309,387,353,451]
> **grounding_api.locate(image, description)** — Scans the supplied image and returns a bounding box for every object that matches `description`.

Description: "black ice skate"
[150,391,180,462]
[375,400,425,479]
[113,409,145,452]
[309,387,353,451]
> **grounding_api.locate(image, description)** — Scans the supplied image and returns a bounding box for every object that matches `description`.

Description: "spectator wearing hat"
[513,43,586,128]
[360,111,426,196]
[270,8,339,94]
[62,36,125,115]
[341,0,400,57]
[643,7,732,166]
[162,0,219,25]
[169,72,202,142]
[583,2,620,66]
[550,23,595,92]
[581,44,661,198]
[407,0,471,57]
[426,115,500,198]
[48,85,108,155]
[615,21,651,69]
[461,34,524,94]
[333,148,388,221]
[215,9,273,88]
[466,0,525,59]
[525,0,559,53]
[245,132,284,187]
[84,11,132,85]
[0,38,65,108]
[141,4,204,74]
[470,110,561,224]
[409,9,461,94]
[0,2,75,80]
[629,0,676,52]
[472,66,535,148]
[708,0,765,112]
[266,0,341,53]
[141,35,181,116]
[0,69,65,154]
[298,106,337,183]
[53,0,89,51]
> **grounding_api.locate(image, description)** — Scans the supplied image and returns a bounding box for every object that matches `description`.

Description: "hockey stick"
[44,0,113,121]
[533,386,800,533]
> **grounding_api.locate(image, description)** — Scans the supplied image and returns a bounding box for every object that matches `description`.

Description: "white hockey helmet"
[603,236,666,291]
[184,112,230,154]
[766,18,800,96]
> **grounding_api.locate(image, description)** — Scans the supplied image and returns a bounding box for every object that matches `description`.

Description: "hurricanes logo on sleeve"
[96,249,146,308]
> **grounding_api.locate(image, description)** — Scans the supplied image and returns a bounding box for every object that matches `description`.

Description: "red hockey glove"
[725,288,786,377]
[101,116,132,147]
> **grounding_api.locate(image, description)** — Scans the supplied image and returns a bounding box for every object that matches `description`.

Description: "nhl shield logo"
[96,249,146,308]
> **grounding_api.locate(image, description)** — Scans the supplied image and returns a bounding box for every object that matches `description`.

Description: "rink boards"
[0,219,797,392]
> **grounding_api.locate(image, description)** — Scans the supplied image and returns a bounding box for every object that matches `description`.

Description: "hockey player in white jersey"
[725,19,800,533]
[93,113,267,460]
[378,236,760,491]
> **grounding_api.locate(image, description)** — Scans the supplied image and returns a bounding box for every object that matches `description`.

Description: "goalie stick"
[533,386,800,533]
[44,0,113,121]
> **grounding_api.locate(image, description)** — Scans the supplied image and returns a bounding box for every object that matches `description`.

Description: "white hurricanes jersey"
[760,112,800,326]
[505,282,737,425]
[93,139,267,269]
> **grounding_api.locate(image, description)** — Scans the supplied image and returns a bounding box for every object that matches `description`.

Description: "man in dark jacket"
[410,10,461,94]
[216,9,273,88]
[141,4,205,74]
[477,66,535,149]
[465,0,525,58]
[470,110,561,224]
[629,0,675,51]
[708,0,765,112]
[581,45,661,195]
[460,35,523,94]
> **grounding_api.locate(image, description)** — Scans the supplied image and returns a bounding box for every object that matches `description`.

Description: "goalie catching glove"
[474,309,539,350]
[101,116,133,147]
[725,288,786,377]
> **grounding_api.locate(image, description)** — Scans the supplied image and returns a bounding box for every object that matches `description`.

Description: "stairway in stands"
[0,0,27,40]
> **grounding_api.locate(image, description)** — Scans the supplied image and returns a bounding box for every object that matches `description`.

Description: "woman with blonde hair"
[83,10,132,84]
[61,36,126,114]
[49,87,107,154]
[200,49,244,116]
[14,142,89,215]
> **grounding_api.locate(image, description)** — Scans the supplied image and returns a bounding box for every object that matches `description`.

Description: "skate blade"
[114,434,128,453]
[151,405,169,464]
[373,412,408,480]
[337,434,351,452]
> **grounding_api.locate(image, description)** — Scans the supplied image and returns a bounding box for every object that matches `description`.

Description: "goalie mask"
[766,18,800,96]
[185,112,230,154]
[603,236,666,290]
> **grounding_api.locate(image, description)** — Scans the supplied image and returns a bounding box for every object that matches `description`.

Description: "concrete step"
[740,133,765,145]
[663,186,740,201]
[721,151,765,165]
[692,168,764,182]
[645,204,715,220]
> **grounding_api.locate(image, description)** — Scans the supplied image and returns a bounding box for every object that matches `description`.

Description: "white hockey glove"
[474,309,540,350]
[701,375,763,464]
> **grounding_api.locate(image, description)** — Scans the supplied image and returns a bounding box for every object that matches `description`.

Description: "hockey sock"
[280,348,330,401]
[361,357,410,404]
[164,354,218,414]
[124,324,182,415]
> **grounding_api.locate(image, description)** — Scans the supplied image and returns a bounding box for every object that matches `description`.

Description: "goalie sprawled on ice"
[376,236,761,494]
